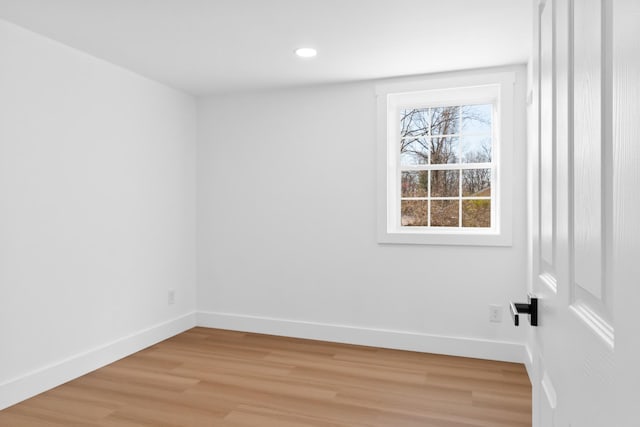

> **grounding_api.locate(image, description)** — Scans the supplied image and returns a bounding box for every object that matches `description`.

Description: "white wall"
[0,20,197,408]
[197,66,529,361]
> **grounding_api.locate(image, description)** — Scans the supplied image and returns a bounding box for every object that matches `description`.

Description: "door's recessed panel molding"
[539,272,558,293]
[541,370,558,409]
[569,301,614,349]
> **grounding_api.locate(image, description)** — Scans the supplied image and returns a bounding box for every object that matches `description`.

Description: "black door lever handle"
[510,294,538,326]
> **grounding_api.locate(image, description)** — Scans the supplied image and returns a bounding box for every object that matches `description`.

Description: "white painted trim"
[375,70,516,96]
[569,303,615,349]
[541,370,558,409]
[376,66,522,246]
[524,342,535,384]
[0,312,197,411]
[197,311,527,364]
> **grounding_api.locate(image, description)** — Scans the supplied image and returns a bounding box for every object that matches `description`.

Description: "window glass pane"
[462,104,492,134]
[462,168,491,196]
[431,200,459,226]
[430,106,460,135]
[401,200,428,226]
[400,109,429,137]
[431,169,459,197]
[429,137,459,164]
[461,136,492,163]
[400,138,429,165]
[401,171,428,197]
[462,200,491,227]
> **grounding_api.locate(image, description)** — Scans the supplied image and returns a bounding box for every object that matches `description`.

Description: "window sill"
[378,228,512,246]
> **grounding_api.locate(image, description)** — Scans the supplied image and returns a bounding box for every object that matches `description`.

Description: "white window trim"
[376,70,515,246]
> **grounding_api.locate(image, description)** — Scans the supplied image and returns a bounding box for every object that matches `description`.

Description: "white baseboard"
[0,311,197,411]
[197,311,527,364]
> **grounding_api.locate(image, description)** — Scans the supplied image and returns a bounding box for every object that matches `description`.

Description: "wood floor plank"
[0,327,531,426]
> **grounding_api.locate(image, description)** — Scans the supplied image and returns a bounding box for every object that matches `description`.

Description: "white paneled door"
[527,0,639,425]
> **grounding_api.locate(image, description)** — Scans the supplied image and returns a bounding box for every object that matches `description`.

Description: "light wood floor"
[0,327,531,426]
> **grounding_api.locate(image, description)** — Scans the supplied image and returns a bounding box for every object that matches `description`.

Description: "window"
[376,71,515,245]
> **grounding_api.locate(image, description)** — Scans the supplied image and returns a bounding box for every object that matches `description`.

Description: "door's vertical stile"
[527,2,542,426]
[533,0,562,424]
[612,1,640,422]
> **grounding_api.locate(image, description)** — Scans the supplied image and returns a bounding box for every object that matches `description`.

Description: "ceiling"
[0,0,532,95]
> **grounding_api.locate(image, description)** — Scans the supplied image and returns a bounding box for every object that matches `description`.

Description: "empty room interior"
[0,0,638,426]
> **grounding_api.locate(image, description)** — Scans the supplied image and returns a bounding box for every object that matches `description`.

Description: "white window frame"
[376,71,515,246]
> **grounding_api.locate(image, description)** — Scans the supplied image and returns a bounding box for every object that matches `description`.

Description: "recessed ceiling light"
[294,47,317,58]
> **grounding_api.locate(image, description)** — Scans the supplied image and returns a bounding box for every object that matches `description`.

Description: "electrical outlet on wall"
[168,289,175,305]
[489,305,503,323]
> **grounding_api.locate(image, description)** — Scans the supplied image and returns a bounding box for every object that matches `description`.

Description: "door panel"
[539,0,555,276]
[530,0,615,425]
[573,0,605,302]
[569,0,613,345]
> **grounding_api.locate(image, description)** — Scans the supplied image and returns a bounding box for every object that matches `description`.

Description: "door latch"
[510,294,538,326]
